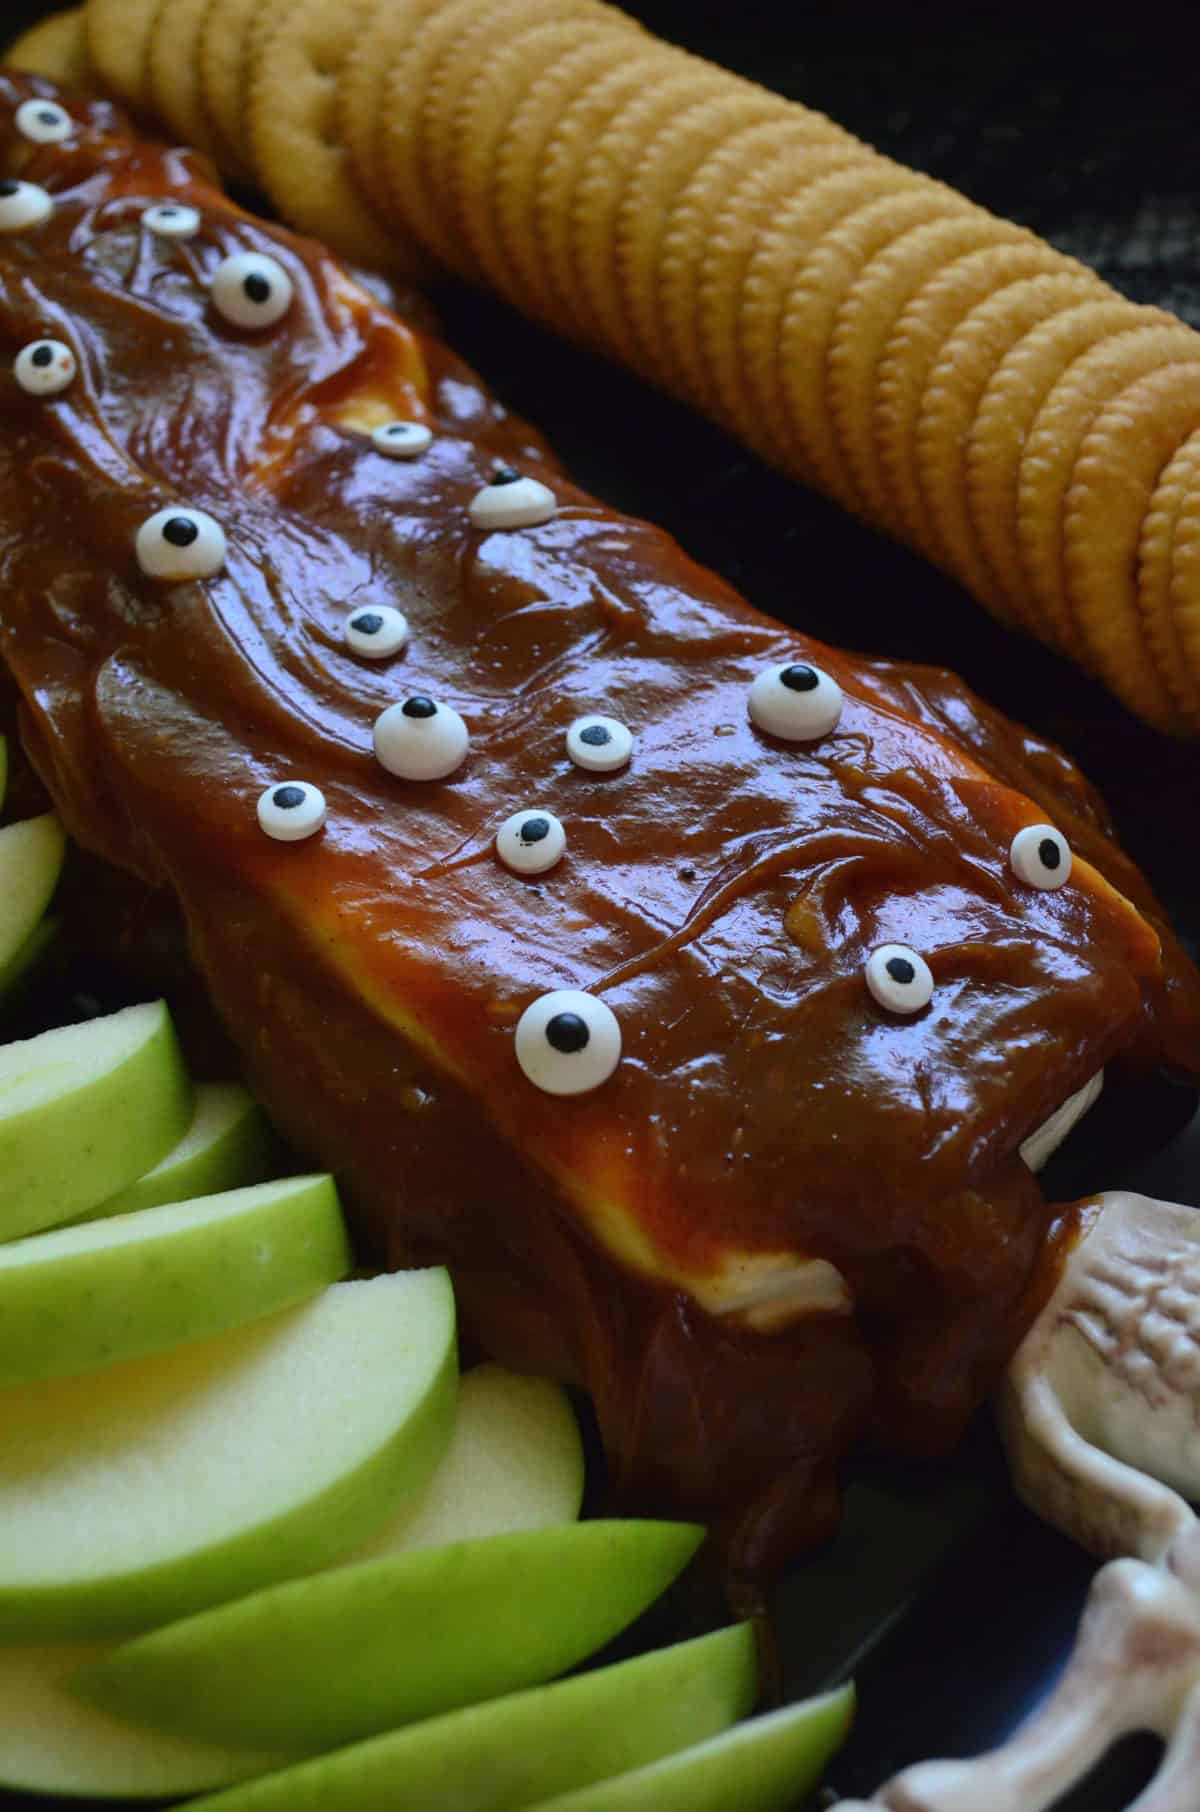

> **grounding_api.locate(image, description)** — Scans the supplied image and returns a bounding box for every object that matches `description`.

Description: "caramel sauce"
[3,75,1198,1572]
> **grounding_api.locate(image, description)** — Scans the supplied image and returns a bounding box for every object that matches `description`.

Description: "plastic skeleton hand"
[831,1189,1200,1811]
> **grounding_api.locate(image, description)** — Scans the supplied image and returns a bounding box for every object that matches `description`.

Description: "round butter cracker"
[6,9,93,92]
[1063,362,1200,729]
[736,162,921,479]
[613,83,795,386]
[197,0,266,184]
[829,209,1033,525]
[662,125,862,414]
[1137,430,1200,723]
[494,26,646,323]
[443,0,620,299]
[246,0,409,268]
[966,299,1173,633]
[85,0,160,105]
[336,0,445,228]
[146,0,221,155]
[1167,453,1200,720]
[916,271,1105,605]
[875,241,1089,555]
[1015,321,1200,655]
[773,181,965,508]
[568,56,731,368]
[535,50,660,346]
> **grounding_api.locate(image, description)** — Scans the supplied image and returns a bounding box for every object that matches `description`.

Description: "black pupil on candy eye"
[243,273,271,303]
[579,724,611,746]
[781,664,819,692]
[39,110,61,126]
[1038,837,1062,871]
[163,517,199,547]
[546,1012,589,1054]
[885,956,916,986]
[0,182,18,198]
[519,816,550,845]
[402,696,437,719]
[351,612,383,634]
[492,466,520,486]
[31,345,54,367]
[160,207,179,217]
[273,786,306,809]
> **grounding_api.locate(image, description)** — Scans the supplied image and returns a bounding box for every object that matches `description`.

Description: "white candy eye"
[143,202,202,239]
[1010,824,1072,891]
[748,661,843,742]
[0,179,53,232]
[865,944,934,1015]
[496,809,566,876]
[15,99,73,145]
[13,338,76,396]
[256,782,326,842]
[371,420,432,459]
[135,506,227,580]
[210,251,294,329]
[343,605,409,659]
[515,988,621,1096]
[468,466,557,530]
[566,715,633,773]
[373,696,469,781]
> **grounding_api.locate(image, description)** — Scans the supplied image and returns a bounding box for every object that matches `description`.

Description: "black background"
[5,2,1200,1805]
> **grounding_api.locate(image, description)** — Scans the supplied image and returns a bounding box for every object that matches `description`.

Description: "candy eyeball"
[496,809,566,876]
[135,506,227,580]
[210,251,294,329]
[373,696,469,781]
[749,661,843,742]
[1010,824,1072,890]
[143,202,202,239]
[0,179,53,232]
[15,99,73,145]
[865,944,934,1015]
[565,714,633,773]
[468,466,557,530]
[257,781,327,842]
[515,988,622,1096]
[371,420,433,459]
[343,604,409,659]
[13,338,76,396]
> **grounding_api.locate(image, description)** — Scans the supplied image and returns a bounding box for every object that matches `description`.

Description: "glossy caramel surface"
[3,75,1198,1563]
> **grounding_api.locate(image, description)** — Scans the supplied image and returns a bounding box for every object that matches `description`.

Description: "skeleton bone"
[828,1190,1200,1811]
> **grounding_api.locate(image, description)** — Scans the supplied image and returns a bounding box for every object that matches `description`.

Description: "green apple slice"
[0,812,65,978]
[0,1174,352,1385]
[0,913,59,1007]
[348,1362,584,1558]
[0,1000,192,1240]
[173,1624,757,1812]
[0,1641,285,1800]
[79,1083,281,1223]
[0,1270,456,1640]
[519,1684,856,1812]
[75,1518,704,1752]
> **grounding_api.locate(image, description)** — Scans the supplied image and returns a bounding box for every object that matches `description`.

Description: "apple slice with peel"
[348,1362,584,1557]
[174,1624,757,1812]
[0,1174,352,1385]
[520,1684,856,1812]
[0,914,59,1007]
[78,1083,281,1223]
[0,1641,286,1800]
[75,1518,705,1752]
[0,1270,456,1641]
[0,813,65,982]
[0,1000,192,1240]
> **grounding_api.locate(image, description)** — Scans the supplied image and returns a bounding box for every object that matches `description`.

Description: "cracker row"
[73,0,1200,732]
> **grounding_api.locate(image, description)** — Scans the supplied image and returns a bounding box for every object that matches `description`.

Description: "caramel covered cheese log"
[3,76,1199,1573]
[75,0,1200,734]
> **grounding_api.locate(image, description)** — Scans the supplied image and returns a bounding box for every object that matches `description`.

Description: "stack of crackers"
[11,0,1200,734]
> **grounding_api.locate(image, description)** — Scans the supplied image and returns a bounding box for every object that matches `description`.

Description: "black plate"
[4,3,1199,1806]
